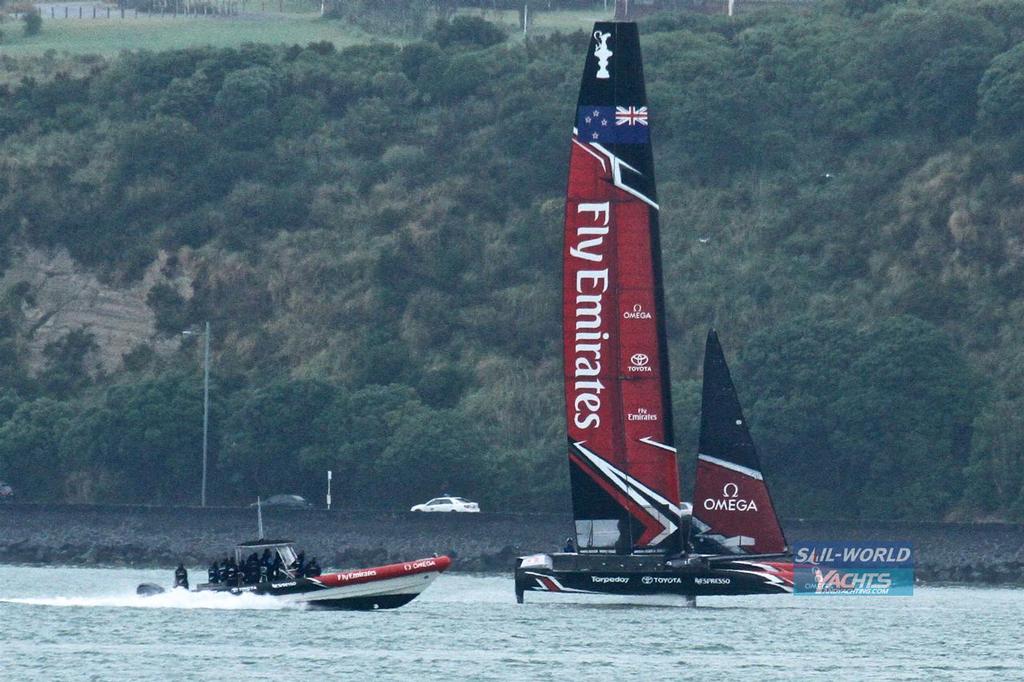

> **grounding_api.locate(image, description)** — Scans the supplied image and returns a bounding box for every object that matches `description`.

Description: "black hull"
[194,577,330,598]
[190,580,420,611]
[515,553,793,602]
[304,594,419,611]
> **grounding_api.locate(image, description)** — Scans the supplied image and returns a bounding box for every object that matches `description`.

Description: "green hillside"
[2,2,1024,520]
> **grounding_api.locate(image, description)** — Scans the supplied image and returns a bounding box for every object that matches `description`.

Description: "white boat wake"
[2,588,305,610]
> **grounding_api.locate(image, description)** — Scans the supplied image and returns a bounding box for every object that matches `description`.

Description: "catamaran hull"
[514,553,792,602]
[193,556,451,610]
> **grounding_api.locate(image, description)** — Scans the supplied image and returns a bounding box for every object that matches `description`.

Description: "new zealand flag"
[576,105,650,144]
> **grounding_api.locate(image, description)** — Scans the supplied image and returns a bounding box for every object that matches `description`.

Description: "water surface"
[0,565,1016,680]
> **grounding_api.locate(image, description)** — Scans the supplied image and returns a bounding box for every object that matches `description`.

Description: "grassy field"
[0,13,378,56]
[0,5,608,57]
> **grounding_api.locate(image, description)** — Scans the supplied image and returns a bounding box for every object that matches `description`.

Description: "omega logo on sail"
[570,202,611,429]
[623,304,653,320]
[703,482,759,512]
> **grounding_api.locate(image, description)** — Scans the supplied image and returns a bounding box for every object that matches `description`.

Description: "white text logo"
[591,576,630,584]
[703,482,759,512]
[570,202,611,430]
[623,304,652,320]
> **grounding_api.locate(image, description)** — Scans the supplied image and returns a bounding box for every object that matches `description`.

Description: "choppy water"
[0,565,1018,680]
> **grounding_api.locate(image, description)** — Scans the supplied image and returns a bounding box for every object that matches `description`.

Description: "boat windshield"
[234,541,299,568]
[275,544,297,568]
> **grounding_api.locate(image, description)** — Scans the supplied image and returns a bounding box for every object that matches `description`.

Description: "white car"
[410,496,480,513]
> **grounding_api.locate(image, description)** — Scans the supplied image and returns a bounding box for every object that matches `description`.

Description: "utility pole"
[201,320,210,508]
[182,321,211,507]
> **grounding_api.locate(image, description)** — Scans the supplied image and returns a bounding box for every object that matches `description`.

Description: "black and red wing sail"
[690,330,787,556]
[564,23,683,555]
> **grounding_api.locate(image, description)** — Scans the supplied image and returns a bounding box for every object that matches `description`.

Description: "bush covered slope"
[2,3,1024,519]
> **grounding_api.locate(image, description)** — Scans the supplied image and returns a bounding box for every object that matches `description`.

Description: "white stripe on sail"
[698,454,763,481]
[574,442,681,544]
[639,437,676,453]
[589,143,659,209]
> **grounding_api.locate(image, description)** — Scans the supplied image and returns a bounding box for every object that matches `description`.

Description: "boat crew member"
[174,563,189,589]
[219,556,232,582]
[563,537,576,553]
[293,551,306,577]
[244,554,260,584]
[225,558,238,585]
[271,554,283,581]
[306,557,321,577]
[208,560,220,584]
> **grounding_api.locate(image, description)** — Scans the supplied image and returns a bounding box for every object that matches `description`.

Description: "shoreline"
[1,504,1021,584]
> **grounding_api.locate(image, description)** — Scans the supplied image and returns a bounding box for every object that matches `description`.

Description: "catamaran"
[514,22,793,604]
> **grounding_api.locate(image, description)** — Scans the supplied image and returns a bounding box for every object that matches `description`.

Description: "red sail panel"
[564,23,682,555]
[691,458,786,555]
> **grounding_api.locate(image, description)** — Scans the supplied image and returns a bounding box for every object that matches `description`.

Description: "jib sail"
[690,330,787,555]
[564,22,683,555]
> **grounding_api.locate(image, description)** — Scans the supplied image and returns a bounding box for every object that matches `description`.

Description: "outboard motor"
[136,583,166,597]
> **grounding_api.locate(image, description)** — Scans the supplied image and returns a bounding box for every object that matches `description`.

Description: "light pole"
[182,321,210,507]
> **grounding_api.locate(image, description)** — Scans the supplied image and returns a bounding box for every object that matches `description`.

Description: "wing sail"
[564,23,682,555]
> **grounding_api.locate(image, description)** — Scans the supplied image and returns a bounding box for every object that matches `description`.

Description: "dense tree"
[219,378,337,498]
[1,5,1024,518]
[737,315,976,520]
[977,42,1024,135]
[0,399,76,500]
[39,329,98,397]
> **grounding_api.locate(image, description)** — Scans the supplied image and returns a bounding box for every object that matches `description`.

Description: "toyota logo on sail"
[628,353,652,373]
[703,482,759,512]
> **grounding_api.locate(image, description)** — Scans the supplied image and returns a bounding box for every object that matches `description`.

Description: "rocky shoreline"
[1,504,1022,584]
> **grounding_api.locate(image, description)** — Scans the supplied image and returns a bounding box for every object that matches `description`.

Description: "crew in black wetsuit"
[271,554,283,581]
[174,563,189,589]
[219,557,231,583]
[306,557,321,577]
[293,552,306,578]
[225,558,238,586]
[244,554,260,584]
[563,537,576,553]
[208,560,220,584]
